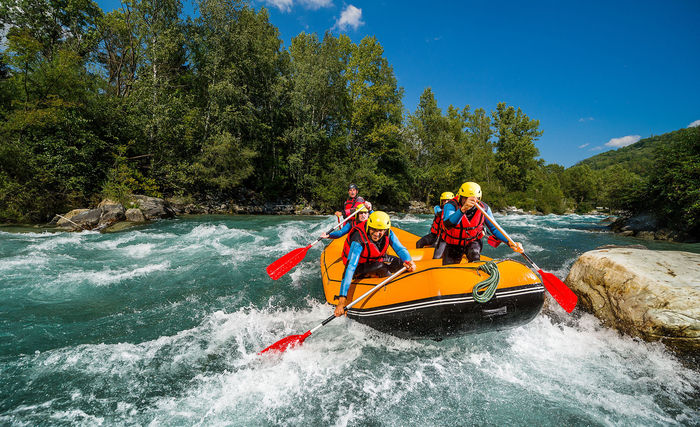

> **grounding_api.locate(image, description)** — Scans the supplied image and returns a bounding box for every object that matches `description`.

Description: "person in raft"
[416,191,454,248]
[334,211,417,316]
[321,202,373,239]
[334,183,365,220]
[441,182,523,265]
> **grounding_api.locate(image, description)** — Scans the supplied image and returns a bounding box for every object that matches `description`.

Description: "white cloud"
[299,0,333,9]
[265,0,293,12]
[337,5,363,31]
[578,143,589,149]
[591,146,604,151]
[578,117,594,122]
[688,119,700,128]
[605,135,641,148]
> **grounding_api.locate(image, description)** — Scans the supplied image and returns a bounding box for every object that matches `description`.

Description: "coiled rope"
[473,261,500,303]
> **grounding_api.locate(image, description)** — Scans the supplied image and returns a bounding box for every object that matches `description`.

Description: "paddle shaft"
[308,208,362,249]
[472,204,543,269]
[259,266,408,353]
[473,202,577,313]
[308,266,408,334]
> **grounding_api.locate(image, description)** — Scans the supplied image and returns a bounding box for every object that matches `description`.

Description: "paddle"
[266,207,363,280]
[260,266,408,354]
[473,203,578,313]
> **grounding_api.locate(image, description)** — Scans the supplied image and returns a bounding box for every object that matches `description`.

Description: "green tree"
[560,164,599,212]
[646,127,699,237]
[406,88,462,203]
[492,102,542,191]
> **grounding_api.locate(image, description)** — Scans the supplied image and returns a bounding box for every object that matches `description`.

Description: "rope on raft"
[473,261,500,303]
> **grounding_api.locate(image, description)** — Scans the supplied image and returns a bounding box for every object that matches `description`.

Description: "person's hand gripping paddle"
[474,204,578,313]
[266,206,365,280]
[260,267,407,354]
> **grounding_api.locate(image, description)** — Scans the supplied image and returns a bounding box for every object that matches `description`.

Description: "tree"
[646,127,700,237]
[492,102,542,191]
[406,88,462,203]
[97,3,141,98]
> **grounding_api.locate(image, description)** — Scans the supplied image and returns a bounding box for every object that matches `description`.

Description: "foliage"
[646,127,700,236]
[0,0,696,241]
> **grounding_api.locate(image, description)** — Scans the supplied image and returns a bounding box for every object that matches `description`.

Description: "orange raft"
[320,227,545,339]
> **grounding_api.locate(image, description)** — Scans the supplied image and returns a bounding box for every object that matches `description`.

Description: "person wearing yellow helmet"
[334,183,366,220]
[441,182,523,265]
[335,211,416,317]
[321,203,373,239]
[416,191,454,259]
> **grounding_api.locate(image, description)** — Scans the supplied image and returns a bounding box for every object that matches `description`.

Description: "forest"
[0,0,697,238]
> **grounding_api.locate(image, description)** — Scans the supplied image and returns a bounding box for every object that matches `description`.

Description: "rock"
[98,201,125,226]
[655,229,676,241]
[565,247,700,355]
[636,231,656,240]
[125,208,146,222]
[56,209,89,227]
[504,206,526,215]
[297,205,316,215]
[70,208,102,229]
[130,195,175,220]
[408,201,431,214]
[599,216,617,225]
[103,221,139,233]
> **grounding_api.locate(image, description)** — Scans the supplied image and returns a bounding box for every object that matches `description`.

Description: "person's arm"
[339,242,362,297]
[442,202,463,228]
[433,205,442,215]
[482,205,509,242]
[482,204,523,252]
[388,231,416,271]
[336,241,363,316]
[327,222,351,239]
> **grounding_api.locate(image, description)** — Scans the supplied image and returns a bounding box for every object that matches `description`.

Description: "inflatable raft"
[320,227,544,339]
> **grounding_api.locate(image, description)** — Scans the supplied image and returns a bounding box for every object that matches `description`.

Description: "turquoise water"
[1,214,698,426]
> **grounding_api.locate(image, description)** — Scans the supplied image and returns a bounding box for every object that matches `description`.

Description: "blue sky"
[97,0,700,167]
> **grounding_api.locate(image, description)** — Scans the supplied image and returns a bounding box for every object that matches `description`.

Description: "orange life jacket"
[341,221,389,265]
[442,197,485,246]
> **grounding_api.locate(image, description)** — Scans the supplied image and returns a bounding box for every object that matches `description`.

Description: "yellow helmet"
[355,204,368,213]
[440,191,455,201]
[457,182,482,199]
[367,211,391,230]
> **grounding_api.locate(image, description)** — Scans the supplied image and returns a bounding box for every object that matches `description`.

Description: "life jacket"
[442,197,485,246]
[341,221,390,265]
[430,210,445,238]
[342,196,364,218]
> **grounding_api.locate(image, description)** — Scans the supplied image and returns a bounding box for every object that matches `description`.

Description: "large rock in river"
[130,195,175,220]
[565,247,700,354]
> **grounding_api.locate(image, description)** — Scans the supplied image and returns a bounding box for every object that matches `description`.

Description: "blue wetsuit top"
[434,205,442,216]
[442,202,509,243]
[339,229,411,298]
[328,211,374,239]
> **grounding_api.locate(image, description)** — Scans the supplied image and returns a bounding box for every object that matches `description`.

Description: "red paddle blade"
[538,270,578,313]
[266,246,310,280]
[259,330,311,354]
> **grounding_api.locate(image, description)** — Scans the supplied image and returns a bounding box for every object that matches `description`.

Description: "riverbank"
[0,195,693,243]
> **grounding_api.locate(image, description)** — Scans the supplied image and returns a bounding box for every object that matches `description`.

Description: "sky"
[96,0,700,167]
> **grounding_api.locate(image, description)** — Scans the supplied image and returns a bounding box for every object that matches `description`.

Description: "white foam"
[123,243,154,258]
[27,232,86,251]
[0,253,49,272]
[53,262,171,287]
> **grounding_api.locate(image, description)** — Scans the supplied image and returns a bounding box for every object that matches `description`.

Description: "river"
[1,214,698,425]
